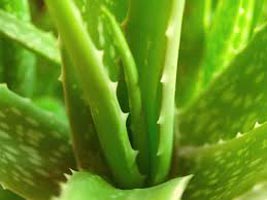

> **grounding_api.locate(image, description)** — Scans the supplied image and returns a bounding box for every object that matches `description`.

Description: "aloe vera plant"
[0,0,267,199]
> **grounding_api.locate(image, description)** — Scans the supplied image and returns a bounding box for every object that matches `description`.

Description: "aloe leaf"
[125,0,185,184]
[0,0,37,97]
[0,84,75,200]
[54,171,191,200]
[178,122,267,200]
[61,47,110,178]
[101,7,149,175]
[45,0,143,188]
[152,0,185,184]
[200,0,262,88]
[179,24,267,146]
[0,10,60,64]
[74,0,127,81]
[175,1,205,107]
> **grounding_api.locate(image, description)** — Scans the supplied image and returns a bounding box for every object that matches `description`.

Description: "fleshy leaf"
[0,10,60,64]
[74,0,127,81]
[45,0,143,188]
[0,0,36,97]
[179,24,267,146]
[101,7,149,175]
[125,0,185,184]
[175,0,205,107]
[177,122,267,200]
[55,171,191,200]
[0,84,75,200]
[200,0,262,87]
[61,47,110,178]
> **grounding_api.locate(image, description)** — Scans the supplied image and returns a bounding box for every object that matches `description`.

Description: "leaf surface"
[0,10,60,64]
[178,123,267,200]
[179,25,267,146]
[55,171,191,200]
[0,85,75,200]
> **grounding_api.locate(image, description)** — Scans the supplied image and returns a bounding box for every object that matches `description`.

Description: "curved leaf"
[0,10,60,64]
[178,122,267,200]
[54,171,191,200]
[0,85,75,200]
[45,0,144,188]
[179,24,267,146]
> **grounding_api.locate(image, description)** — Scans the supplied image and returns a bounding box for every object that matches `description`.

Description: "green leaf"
[125,0,185,184]
[179,24,267,146]
[45,0,143,188]
[61,47,110,178]
[178,122,267,200]
[54,171,191,200]
[101,7,149,175]
[0,0,36,97]
[0,84,75,200]
[74,0,127,81]
[200,0,262,88]
[0,10,60,64]
[175,0,206,107]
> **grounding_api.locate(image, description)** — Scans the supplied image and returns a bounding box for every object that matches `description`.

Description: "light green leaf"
[45,0,143,188]
[178,122,267,200]
[101,7,149,175]
[175,0,205,107]
[0,10,60,64]
[125,0,185,184]
[0,0,36,98]
[55,171,191,200]
[200,0,261,87]
[179,24,267,146]
[0,84,75,200]
[61,47,110,178]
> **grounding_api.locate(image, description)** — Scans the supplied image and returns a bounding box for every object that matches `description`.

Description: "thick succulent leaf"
[101,7,149,175]
[0,85,75,200]
[0,0,36,97]
[0,10,60,64]
[75,0,127,81]
[61,47,110,178]
[175,0,205,107]
[55,171,191,200]
[200,0,262,87]
[45,0,144,188]
[179,24,267,146]
[177,122,267,200]
[125,0,185,184]
[125,0,174,183]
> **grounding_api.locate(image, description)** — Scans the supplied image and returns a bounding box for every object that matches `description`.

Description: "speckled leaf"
[178,122,267,200]
[75,0,127,81]
[179,24,267,146]
[0,85,75,200]
[55,171,191,200]
[0,10,60,64]
[200,0,262,87]
[45,0,143,188]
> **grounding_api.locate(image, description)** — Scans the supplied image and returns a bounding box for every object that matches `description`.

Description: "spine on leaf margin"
[45,0,144,188]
